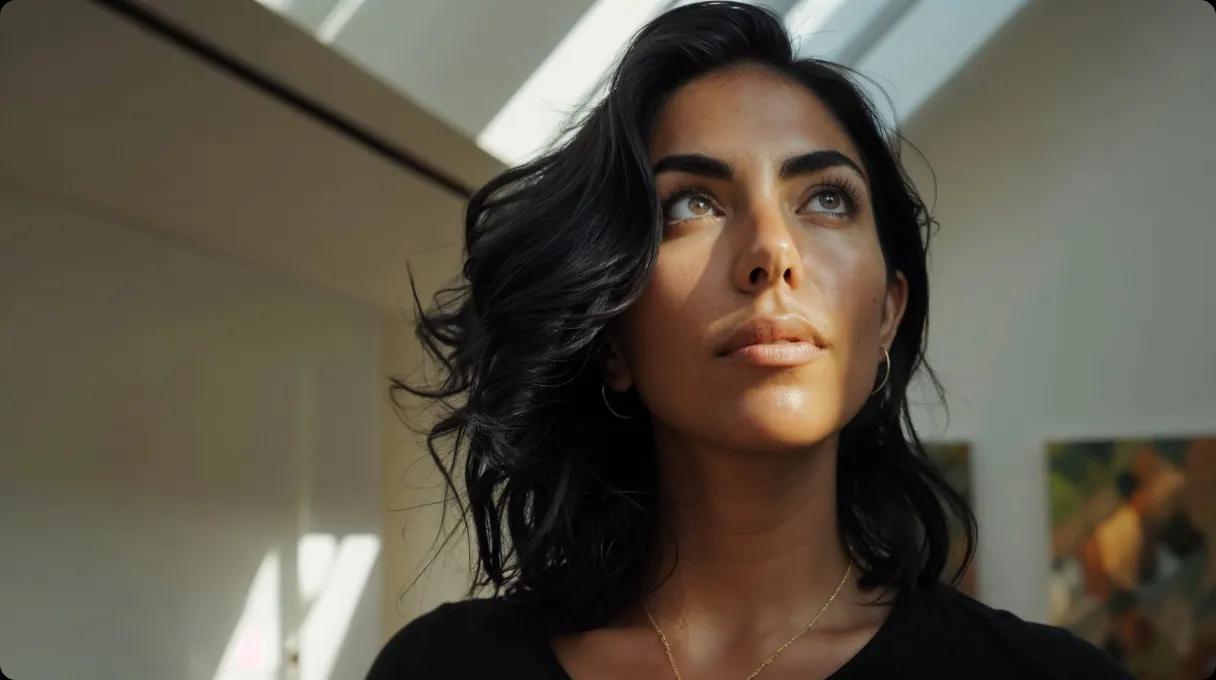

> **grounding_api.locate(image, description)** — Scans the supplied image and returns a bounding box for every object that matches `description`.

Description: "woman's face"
[606,64,907,453]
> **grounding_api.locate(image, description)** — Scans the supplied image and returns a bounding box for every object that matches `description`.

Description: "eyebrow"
[651,150,866,182]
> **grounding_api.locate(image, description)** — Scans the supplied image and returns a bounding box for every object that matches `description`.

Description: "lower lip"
[721,341,825,366]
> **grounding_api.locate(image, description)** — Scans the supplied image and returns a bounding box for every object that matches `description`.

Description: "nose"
[732,201,803,294]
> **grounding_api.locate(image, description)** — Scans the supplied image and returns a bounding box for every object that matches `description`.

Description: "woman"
[369,2,1131,678]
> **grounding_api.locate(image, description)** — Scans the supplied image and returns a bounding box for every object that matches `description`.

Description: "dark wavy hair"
[390,0,975,633]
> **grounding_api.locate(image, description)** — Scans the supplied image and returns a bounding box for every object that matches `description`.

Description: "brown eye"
[664,192,717,223]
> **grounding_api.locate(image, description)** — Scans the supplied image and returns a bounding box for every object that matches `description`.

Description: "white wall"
[902,0,1216,621]
[378,316,478,639]
[0,187,385,679]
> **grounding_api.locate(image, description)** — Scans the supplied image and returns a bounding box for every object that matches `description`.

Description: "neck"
[636,425,855,643]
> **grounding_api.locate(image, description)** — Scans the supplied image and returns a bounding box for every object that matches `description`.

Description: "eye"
[797,178,865,217]
[807,188,856,215]
[807,188,846,212]
[662,191,718,224]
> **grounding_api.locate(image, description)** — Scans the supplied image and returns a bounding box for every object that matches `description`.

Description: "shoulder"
[366,597,539,680]
[898,582,1133,679]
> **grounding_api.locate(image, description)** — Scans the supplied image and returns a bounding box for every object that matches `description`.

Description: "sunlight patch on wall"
[212,534,379,680]
[298,534,380,680]
[213,552,281,680]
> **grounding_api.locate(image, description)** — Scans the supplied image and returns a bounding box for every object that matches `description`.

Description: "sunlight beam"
[213,552,281,680]
[299,535,380,680]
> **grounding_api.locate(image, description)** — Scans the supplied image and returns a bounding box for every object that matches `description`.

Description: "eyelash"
[659,175,863,224]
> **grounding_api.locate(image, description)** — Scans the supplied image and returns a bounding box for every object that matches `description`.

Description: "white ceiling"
[0,0,493,313]
[256,0,1031,165]
[262,0,602,139]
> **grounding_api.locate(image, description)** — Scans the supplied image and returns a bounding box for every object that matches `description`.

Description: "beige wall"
[0,187,384,678]
[901,0,1216,621]
[378,314,477,642]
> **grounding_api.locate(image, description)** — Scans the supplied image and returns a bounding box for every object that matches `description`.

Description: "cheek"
[618,249,717,409]
[815,238,887,341]
[807,237,889,407]
[625,251,703,364]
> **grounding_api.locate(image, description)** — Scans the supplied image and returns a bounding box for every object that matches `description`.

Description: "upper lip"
[716,314,826,356]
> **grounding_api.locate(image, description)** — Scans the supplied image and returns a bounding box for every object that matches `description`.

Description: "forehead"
[648,64,861,167]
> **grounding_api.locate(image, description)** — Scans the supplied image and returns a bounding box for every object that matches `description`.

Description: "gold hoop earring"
[869,346,891,397]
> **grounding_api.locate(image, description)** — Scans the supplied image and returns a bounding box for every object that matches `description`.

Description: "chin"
[734,385,838,418]
[721,400,843,450]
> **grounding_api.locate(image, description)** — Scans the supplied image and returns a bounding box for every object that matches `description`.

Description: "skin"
[551,63,909,679]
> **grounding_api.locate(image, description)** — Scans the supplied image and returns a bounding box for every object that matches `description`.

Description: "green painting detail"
[924,441,977,598]
[1047,436,1216,680]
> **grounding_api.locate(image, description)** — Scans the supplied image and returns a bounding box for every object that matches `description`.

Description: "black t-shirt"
[367,581,1133,679]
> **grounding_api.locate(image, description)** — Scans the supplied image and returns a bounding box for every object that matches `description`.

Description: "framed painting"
[1047,436,1216,680]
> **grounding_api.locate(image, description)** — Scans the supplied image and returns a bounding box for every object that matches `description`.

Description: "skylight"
[475,0,671,165]
[476,0,854,165]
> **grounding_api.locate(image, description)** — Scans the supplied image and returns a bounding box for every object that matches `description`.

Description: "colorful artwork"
[924,441,978,598]
[1048,436,1216,680]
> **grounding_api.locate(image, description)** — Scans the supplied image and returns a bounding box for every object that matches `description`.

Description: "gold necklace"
[642,562,853,680]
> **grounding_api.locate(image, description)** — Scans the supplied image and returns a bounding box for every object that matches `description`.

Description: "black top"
[367,582,1133,679]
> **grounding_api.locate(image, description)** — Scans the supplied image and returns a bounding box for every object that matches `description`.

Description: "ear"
[601,323,635,392]
[878,270,909,352]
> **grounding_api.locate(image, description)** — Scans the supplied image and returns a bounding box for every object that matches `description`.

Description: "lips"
[715,314,825,356]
